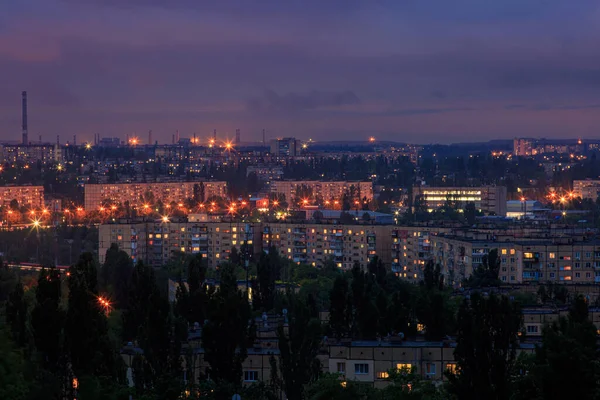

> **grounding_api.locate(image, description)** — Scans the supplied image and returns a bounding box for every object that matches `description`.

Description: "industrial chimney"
[22,91,28,145]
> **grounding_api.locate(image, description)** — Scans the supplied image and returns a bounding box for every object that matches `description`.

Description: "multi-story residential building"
[513,138,535,156]
[0,144,62,164]
[100,220,393,271]
[246,165,284,182]
[270,138,299,157]
[431,232,600,286]
[99,220,259,268]
[0,185,44,208]
[261,223,392,269]
[574,179,600,200]
[84,181,228,211]
[271,180,373,205]
[391,226,451,280]
[412,185,507,216]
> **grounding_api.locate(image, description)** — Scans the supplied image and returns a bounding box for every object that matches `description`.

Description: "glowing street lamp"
[162,215,170,223]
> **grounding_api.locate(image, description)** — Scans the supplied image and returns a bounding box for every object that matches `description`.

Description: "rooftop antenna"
[262,129,266,146]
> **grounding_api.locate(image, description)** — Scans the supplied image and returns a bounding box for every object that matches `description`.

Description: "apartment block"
[84,181,228,211]
[270,180,373,205]
[412,185,507,216]
[0,185,44,208]
[391,226,451,280]
[573,180,600,200]
[431,233,600,286]
[0,144,62,164]
[99,221,260,268]
[261,223,392,270]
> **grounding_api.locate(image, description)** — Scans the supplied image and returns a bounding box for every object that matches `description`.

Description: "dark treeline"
[1,246,600,399]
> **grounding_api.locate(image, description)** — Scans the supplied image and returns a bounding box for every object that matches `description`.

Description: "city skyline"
[2,1,600,143]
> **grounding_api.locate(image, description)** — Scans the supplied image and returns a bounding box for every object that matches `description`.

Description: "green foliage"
[304,373,376,400]
[464,249,501,287]
[31,268,64,369]
[202,263,252,397]
[416,261,455,340]
[253,247,282,311]
[0,328,28,400]
[101,244,133,308]
[6,280,28,347]
[273,293,322,400]
[65,253,117,378]
[447,293,522,400]
[512,296,600,400]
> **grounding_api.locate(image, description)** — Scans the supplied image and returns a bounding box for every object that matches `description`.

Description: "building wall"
[84,181,228,211]
[99,221,259,268]
[391,226,451,280]
[100,221,392,271]
[0,185,44,208]
[262,223,392,270]
[413,185,507,216]
[270,181,374,205]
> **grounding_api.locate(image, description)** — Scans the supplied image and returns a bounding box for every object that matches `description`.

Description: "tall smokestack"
[213,129,217,141]
[235,129,240,144]
[172,134,175,144]
[262,129,266,146]
[176,130,180,143]
[39,134,42,144]
[148,130,152,145]
[21,91,28,145]
[73,134,77,146]
[57,135,60,146]
[193,132,197,145]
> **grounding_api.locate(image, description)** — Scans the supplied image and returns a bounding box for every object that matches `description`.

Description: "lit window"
[117,235,122,241]
[446,363,458,375]
[180,247,185,252]
[337,362,346,374]
[549,253,555,259]
[397,363,412,371]
[377,371,389,379]
[501,249,507,255]
[510,249,515,255]
[216,253,220,258]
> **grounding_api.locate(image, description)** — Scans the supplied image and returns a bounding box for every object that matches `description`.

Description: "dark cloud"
[246,90,360,113]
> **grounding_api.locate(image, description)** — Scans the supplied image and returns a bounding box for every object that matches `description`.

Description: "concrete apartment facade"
[0,185,44,208]
[412,185,507,216]
[99,221,393,270]
[270,180,373,205]
[84,181,228,211]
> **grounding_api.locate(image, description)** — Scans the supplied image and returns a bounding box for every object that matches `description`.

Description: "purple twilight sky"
[1,0,600,144]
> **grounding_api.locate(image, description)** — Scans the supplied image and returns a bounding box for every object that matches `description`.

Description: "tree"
[6,281,28,347]
[31,268,64,369]
[362,212,371,223]
[329,276,350,340]
[273,294,322,400]
[338,211,355,224]
[312,210,323,222]
[253,248,282,311]
[0,329,28,400]
[416,261,455,340]
[464,202,477,225]
[202,263,251,397]
[514,296,599,400]
[447,293,522,400]
[65,253,116,378]
[101,244,133,308]
[464,249,501,287]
